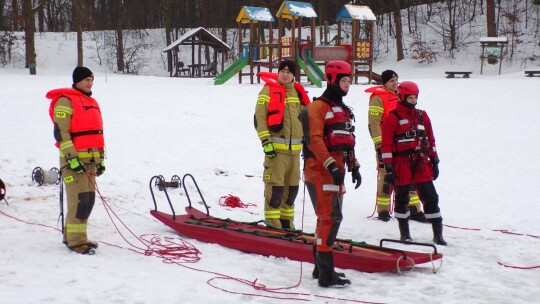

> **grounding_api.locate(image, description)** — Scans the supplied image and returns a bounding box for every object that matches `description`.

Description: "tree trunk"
[486,0,496,37]
[113,0,124,72]
[164,0,172,73]
[73,1,83,66]
[37,0,45,32]
[22,0,36,74]
[393,0,404,61]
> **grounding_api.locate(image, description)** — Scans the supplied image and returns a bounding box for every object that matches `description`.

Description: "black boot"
[316,251,351,288]
[398,219,413,242]
[312,246,345,279]
[409,205,428,223]
[312,245,319,279]
[432,220,447,246]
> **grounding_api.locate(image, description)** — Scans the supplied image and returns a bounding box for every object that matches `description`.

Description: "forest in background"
[1,0,539,75]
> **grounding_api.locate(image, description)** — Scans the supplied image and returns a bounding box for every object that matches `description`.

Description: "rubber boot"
[312,245,319,279]
[409,205,428,223]
[316,251,351,288]
[432,220,448,245]
[398,218,413,242]
[312,246,345,279]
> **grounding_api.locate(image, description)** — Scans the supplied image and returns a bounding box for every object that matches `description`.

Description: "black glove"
[351,166,361,189]
[327,163,344,186]
[384,163,395,186]
[96,159,105,177]
[431,157,440,180]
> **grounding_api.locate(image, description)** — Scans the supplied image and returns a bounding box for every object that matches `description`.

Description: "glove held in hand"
[263,143,276,159]
[67,158,85,173]
[351,166,361,189]
[327,163,344,186]
[96,159,105,176]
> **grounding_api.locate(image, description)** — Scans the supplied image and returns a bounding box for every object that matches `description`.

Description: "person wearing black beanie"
[71,66,94,96]
[381,69,398,85]
[44,66,105,255]
[366,69,427,223]
[254,59,310,231]
[278,59,296,77]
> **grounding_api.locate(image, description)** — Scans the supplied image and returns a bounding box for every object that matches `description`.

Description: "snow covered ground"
[1,31,540,304]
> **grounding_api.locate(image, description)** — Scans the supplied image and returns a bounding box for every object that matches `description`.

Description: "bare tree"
[486,0,496,37]
[22,0,36,74]
[73,1,83,66]
[113,0,125,72]
[393,0,405,61]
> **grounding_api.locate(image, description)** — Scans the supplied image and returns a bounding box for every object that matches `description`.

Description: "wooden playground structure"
[214,1,377,86]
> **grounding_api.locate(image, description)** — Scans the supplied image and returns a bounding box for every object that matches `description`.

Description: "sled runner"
[149,174,443,273]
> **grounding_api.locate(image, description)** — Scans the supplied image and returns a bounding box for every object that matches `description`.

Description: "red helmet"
[325,61,352,85]
[398,81,419,101]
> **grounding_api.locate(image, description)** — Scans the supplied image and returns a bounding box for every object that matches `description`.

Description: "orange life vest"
[46,88,104,150]
[365,85,399,121]
[259,72,310,131]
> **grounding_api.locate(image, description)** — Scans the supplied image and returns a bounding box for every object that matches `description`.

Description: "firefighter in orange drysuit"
[380,81,447,245]
[301,61,361,288]
[254,60,310,229]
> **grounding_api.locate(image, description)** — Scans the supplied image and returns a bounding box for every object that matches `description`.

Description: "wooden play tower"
[336,5,376,84]
[235,6,276,84]
[276,1,317,84]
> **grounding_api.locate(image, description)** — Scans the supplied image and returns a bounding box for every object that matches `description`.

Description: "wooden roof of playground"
[277,1,317,19]
[336,5,376,22]
[162,27,231,53]
[236,6,275,23]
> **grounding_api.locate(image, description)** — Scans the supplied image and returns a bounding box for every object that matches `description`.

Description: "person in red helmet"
[380,81,447,245]
[301,61,361,287]
[366,70,426,222]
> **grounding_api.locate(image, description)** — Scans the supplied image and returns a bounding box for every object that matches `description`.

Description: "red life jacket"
[365,85,399,121]
[46,88,104,150]
[320,97,356,152]
[259,72,310,131]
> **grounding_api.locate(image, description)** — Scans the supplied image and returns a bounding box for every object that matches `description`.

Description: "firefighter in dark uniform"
[301,61,361,288]
[254,60,310,229]
[46,66,105,255]
[380,81,447,245]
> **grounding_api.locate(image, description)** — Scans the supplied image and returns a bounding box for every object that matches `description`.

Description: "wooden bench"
[524,70,540,77]
[445,71,472,78]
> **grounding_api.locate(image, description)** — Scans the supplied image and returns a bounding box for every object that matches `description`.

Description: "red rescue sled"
[149,174,443,273]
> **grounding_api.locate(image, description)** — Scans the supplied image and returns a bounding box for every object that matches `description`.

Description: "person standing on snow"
[301,61,361,288]
[254,60,310,229]
[380,81,447,245]
[366,70,426,222]
[46,66,106,255]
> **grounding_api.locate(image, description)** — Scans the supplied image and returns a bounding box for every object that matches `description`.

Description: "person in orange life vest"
[46,66,106,255]
[254,60,310,229]
[301,61,361,288]
[367,70,426,222]
[380,81,447,245]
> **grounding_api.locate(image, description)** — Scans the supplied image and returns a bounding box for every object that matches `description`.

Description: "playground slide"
[214,59,248,85]
[297,58,324,87]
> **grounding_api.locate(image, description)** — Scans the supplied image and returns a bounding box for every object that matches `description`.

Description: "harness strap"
[71,129,103,138]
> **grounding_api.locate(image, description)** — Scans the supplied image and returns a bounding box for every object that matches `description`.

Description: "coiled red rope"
[218,194,256,208]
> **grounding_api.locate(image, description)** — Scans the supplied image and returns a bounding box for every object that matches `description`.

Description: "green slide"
[214,59,248,85]
[297,58,324,87]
